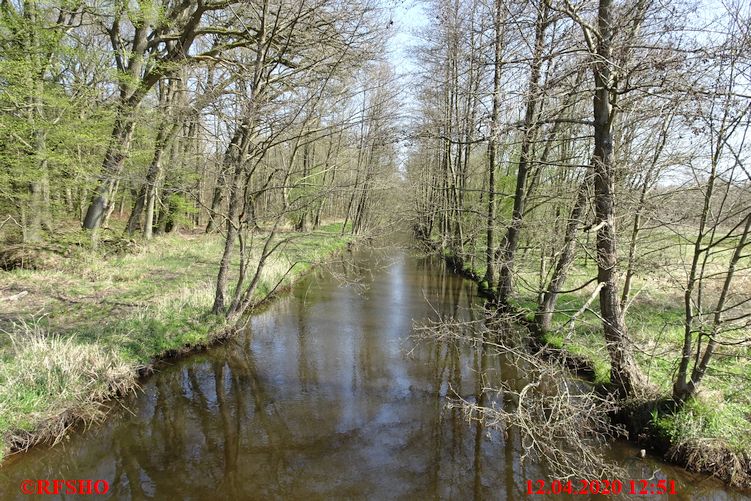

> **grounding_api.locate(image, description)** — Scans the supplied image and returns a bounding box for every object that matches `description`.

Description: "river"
[0,241,746,500]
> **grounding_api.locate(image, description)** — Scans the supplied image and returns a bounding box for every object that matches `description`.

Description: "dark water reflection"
[0,243,747,500]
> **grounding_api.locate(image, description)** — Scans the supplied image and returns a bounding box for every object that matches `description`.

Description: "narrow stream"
[0,242,746,499]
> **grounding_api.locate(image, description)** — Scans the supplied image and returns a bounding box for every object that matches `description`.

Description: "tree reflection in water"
[0,245,743,500]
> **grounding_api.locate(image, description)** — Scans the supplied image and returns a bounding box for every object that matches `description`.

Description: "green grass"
[652,398,751,453]
[431,225,751,467]
[0,222,351,460]
[0,322,137,451]
[533,284,751,456]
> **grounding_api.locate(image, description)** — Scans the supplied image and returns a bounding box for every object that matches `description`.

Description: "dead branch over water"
[411,312,628,481]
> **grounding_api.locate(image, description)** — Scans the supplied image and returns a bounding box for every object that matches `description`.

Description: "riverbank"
[0,223,351,462]
[434,239,751,489]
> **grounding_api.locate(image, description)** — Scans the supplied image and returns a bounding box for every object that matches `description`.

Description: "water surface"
[0,242,746,500]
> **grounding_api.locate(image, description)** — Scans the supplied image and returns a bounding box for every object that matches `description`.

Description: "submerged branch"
[411,312,628,480]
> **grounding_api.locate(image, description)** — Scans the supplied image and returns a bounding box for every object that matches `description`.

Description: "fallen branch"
[561,281,604,339]
[1,291,28,302]
[411,311,628,480]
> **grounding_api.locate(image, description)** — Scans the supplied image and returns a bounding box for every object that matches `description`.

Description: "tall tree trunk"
[22,2,53,242]
[591,0,645,397]
[144,123,182,238]
[484,0,504,288]
[212,160,245,314]
[342,89,368,236]
[206,123,245,233]
[313,133,340,229]
[294,140,312,232]
[535,177,589,333]
[126,190,145,234]
[83,109,137,229]
[213,0,270,315]
[352,149,374,235]
[127,78,183,237]
[688,213,751,392]
[143,173,160,239]
[496,0,549,305]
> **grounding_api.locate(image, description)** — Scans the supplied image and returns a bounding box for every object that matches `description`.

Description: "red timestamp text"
[526,479,677,496]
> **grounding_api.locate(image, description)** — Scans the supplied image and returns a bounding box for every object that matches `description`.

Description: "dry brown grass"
[669,439,751,489]
[0,320,137,458]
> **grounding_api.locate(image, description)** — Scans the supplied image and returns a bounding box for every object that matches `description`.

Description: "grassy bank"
[437,233,751,488]
[0,222,351,461]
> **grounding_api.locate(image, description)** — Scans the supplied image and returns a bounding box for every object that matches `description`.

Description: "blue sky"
[384,0,429,78]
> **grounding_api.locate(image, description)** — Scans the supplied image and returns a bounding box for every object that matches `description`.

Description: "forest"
[1,0,750,494]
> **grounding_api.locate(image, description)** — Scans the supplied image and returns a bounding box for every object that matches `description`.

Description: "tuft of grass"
[653,398,751,453]
[651,397,751,487]
[0,320,136,460]
[541,330,611,385]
